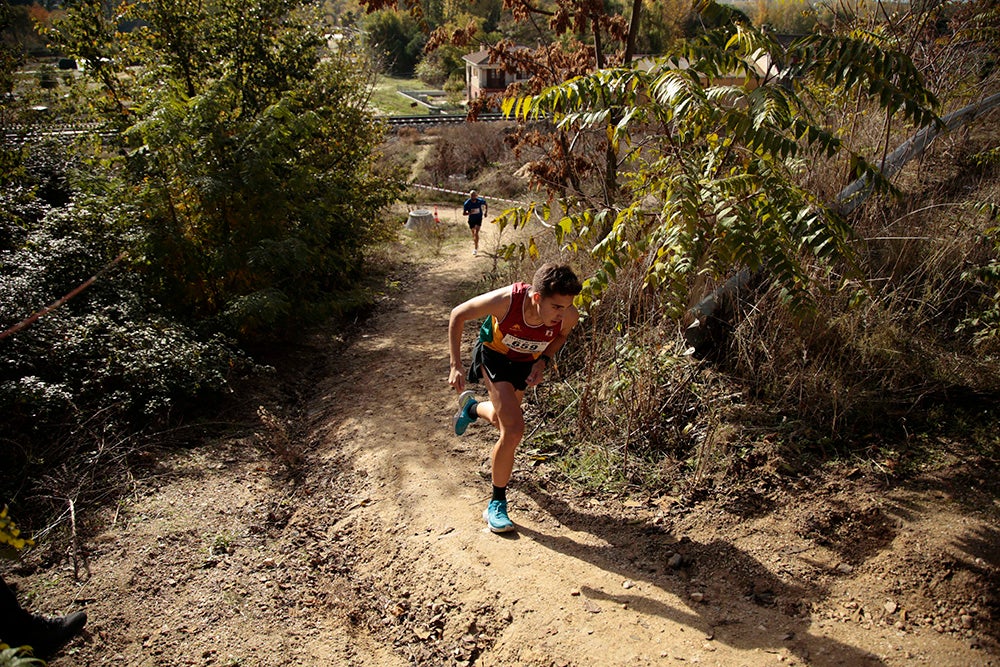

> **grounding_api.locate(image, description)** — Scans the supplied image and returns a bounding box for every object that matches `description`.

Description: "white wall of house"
[463,49,530,104]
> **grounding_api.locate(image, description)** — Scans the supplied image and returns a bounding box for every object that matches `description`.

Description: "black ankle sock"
[465,400,478,420]
[492,485,507,502]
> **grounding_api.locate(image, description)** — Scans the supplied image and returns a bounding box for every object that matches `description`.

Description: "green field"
[370,75,463,116]
[370,75,422,115]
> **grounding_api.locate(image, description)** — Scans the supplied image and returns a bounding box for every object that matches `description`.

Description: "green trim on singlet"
[478,316,496,344]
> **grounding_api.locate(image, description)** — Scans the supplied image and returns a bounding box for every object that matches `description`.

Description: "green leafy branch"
[503,0,939,316]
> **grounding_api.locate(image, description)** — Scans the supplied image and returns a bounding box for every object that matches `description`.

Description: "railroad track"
[385,112,509,127]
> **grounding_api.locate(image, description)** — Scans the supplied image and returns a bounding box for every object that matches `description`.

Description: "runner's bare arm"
[448,286,512,391]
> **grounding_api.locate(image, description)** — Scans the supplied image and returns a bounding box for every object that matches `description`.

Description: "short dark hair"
[532,263,582,298]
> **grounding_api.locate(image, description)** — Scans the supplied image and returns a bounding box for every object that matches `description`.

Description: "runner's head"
[469,190,477,199]
[530,264,581,327]
[532,263,582,299]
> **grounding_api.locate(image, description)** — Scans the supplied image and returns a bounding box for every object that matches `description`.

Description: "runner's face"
[535,293,575,327]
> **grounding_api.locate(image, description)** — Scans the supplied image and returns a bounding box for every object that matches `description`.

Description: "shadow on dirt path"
[518,487,887,666]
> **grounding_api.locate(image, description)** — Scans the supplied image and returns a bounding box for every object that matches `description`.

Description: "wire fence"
[3,113,515,145]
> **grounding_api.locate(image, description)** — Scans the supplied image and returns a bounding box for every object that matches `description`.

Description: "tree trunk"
[837,92,1000,216]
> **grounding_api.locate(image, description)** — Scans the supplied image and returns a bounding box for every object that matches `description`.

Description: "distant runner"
[462,190,488,256]
[447,263,582,532]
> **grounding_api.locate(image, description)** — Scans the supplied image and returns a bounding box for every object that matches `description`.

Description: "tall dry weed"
[718,128,1000,454]
[420,122,514,187]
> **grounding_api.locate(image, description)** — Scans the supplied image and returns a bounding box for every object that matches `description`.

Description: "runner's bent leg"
[472,399,496,427]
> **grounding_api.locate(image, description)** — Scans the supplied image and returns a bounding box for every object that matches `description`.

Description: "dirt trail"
[8,210,997,666]
[292,216,994,666]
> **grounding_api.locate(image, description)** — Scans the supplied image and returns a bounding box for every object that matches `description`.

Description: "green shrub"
[0,192,246,474]
[0,1,405,536]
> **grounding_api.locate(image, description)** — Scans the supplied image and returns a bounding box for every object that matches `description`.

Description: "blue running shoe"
[483,499,514,533]
[453,390,478,436]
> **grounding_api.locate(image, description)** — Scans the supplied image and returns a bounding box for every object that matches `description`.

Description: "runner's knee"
[497,411,525,442]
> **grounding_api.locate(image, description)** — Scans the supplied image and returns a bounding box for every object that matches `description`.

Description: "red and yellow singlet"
[478,282,559,362]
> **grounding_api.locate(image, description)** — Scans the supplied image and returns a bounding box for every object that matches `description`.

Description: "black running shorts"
[467,341,535,391]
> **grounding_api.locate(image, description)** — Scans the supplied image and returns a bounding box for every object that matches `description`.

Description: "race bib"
[501,333,549,354]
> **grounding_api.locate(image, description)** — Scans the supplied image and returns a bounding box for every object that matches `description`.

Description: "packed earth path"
[9,208,997,666]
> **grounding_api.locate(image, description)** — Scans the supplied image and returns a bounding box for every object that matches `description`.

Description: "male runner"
[462,190,488,256]
[447,263,582,532]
